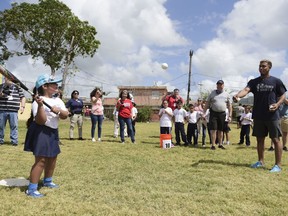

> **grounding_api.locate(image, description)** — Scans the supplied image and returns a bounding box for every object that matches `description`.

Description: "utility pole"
[198,82,203,98]
[186,50,193,105]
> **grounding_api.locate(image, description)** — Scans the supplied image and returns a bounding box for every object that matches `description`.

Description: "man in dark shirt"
[233,59,287,172]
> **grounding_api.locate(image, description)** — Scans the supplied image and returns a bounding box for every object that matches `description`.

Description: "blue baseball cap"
[36,74,62,89]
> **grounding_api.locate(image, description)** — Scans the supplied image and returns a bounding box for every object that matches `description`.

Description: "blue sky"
[0,0,287,100]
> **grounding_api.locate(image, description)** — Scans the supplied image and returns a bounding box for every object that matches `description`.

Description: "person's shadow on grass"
[191,159,268,169]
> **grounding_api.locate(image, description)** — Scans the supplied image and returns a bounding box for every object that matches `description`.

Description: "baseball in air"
[161,63,168,70]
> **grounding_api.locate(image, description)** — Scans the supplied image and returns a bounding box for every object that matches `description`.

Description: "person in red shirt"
[116,90,135,144]
[163,89,185,111]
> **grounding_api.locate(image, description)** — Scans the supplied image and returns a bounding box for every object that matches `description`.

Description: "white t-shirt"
[187,111,201,124]
[32,96,67,129]
[225,108,229,122]
[204,109,210,123]
[132,107,138,118]
[240,112,253,125]
[173,108,187,123]
[159,107,173,127]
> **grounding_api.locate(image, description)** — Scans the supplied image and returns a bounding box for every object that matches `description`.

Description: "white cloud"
[3,0,288,100]
[194,0,288,92]
[5,0,189,98]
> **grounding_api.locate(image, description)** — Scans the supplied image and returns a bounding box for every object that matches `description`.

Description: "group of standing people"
[159,87,230,148]
[66,88,138,144]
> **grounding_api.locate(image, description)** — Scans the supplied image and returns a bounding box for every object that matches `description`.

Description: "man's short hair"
[260,59,272,69]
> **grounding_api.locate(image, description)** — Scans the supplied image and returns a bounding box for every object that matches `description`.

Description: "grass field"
[1,119,288,215]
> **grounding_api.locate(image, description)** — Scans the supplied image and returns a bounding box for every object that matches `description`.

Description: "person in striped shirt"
[0,77,26,146]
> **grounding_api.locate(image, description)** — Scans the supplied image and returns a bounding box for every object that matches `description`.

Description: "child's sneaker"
[43,182,59,188]
[26,190,44,198]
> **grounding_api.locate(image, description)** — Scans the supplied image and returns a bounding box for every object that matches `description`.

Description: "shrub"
[137,106,152,122]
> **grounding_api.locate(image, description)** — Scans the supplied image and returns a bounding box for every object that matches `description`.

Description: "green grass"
[1,119,288,215]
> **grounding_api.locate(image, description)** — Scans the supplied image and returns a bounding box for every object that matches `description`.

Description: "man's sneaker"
[98,138,101,142]
[211,146,216,150]
[92,138,96,142]
[268,146,274,151]
[43,182,59,188]
[218,145,225,149]
[283,146,288,151]
[270,165,281,173]
[238,142,244,145]
[226,141,230,145]
[26,190,44,198]
[251,161,263,168]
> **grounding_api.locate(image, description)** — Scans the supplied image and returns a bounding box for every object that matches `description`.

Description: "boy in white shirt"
[173,100,188,146]
[186,104,201,146]
[239,105,253,146]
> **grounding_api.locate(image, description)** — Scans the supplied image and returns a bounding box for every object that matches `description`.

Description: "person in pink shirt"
[90,87,104,142]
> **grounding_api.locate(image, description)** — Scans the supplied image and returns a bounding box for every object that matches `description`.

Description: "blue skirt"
[24,122,61,157]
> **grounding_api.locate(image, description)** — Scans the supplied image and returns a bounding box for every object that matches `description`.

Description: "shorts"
[252,119,282,138]
[281,118,288,133]
[209,110,226,131]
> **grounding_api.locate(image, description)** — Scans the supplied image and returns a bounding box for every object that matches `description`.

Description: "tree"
[0,0,100,94]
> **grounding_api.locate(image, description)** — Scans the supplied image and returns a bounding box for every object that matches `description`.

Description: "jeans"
[174,122,187,144]
[0,111,18,144]
[118,116,135,142]
[187,123,198,145]
[240,125,251,145]
[90,114,103,139]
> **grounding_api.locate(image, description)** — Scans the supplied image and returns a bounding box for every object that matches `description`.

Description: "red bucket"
[160,134,172,148]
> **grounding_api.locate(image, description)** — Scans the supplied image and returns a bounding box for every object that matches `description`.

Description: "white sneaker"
[226,141,230,145]
[98,138,101,142]
[92,138,96,142]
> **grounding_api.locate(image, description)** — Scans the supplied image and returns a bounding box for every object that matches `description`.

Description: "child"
[116,90,135,144]
[186,104,201,146]
[131,101,138,136]
[222,105,231,145]
[239,105,253,146]
[173,100,188,146]
[159,100,173,134]
[24,74,69,198]
[113,105,119,138]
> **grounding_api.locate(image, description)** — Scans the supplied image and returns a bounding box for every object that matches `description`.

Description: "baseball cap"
[36,74,62,89]
[216,80,224,85]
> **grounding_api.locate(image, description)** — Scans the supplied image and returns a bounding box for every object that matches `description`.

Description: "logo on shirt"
[256,83,273,92]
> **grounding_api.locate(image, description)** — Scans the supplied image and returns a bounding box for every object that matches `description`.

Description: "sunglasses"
[73,92,79,95]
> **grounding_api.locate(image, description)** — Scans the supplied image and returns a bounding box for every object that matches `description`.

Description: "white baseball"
[161,63,168,70]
